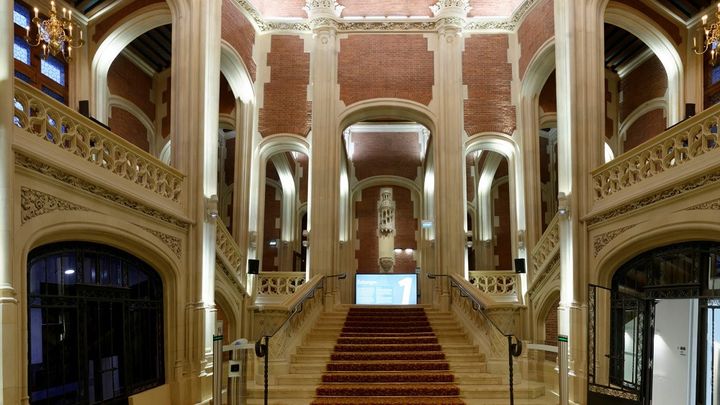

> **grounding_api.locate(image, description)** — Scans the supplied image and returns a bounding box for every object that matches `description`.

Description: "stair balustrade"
[257,272,307,296]
[530,213,559,289]
[468,271,519,302]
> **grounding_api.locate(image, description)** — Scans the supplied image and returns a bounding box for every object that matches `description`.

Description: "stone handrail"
[592,103,720,201]
[13,79,184,203]
[468,271,518,296]
[216,221,244,274]
[257,272,306,295]
[531,213,559,280]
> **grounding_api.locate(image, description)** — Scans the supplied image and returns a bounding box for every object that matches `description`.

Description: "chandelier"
[25,1,84,62]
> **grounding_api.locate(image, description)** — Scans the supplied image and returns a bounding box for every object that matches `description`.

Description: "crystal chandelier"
[25,1,84,62]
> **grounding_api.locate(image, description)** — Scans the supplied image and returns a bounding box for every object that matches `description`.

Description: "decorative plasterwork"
[137,225,182,258]
[593,225,637,257]
[20,187,90,224]
[527,252,559,299]
[16,153,189,229]
[587,168,720,226]
[234,0,536,33]
[430,0,471,17]
[686,198,720,211]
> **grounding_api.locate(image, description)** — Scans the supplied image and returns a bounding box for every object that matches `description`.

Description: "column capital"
[431,0,470,34]
[304,0,344,31]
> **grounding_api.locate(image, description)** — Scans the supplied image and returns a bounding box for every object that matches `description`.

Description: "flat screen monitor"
[355,273,417,305]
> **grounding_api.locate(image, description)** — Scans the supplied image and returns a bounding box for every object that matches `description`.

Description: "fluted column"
[0,1,19,403]
[169,0,222,401]
[431,1,468,294]
[307,1,342,285]
[554,0,606,402]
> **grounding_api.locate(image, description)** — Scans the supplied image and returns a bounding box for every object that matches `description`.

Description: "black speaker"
[248,259,260,274]
[514,258,526,274]
[78,100,90,117]
[685,103,696,119]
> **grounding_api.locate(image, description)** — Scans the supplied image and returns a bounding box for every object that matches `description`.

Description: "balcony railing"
[468,270,519,299]
[257,272,306,295]
[592,103,720,201]
[13,80,184,204]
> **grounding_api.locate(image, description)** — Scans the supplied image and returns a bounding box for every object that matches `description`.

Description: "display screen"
[355,274,417,305]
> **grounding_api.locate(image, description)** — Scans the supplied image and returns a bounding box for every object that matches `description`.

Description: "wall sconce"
[558,192,569,216]
[205,195,219,222]
[517,230,525,250]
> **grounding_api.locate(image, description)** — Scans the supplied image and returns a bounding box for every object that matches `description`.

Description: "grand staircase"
[246,305,551,405]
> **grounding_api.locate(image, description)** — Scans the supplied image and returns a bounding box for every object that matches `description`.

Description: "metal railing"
[254,273,346,405]
[428,273,523,405]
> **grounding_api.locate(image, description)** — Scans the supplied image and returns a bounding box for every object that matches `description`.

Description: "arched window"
[28,242,164,404]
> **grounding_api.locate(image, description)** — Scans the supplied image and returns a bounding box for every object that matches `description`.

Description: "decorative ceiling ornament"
[25,1,84,61]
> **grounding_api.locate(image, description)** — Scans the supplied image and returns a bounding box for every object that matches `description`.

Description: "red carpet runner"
[312,307,465,405]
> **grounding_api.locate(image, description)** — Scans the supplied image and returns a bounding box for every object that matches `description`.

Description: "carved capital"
[430,0,471,18]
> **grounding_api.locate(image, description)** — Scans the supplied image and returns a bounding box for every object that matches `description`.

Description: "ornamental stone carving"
[21,187,89,223]
[686,198,720,211]
[593,225,637,256]
[430,0,471,17]
[138,225,182,258]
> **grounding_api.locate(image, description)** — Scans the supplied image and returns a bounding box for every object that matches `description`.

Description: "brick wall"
[219,73,236,115]
[468,0,523,17]
[493,161,512,270]
[544,296,560,346]
[351,132,422,181]
[258,35,311,137]
[613,0,682,45]
[222,0,257,82]
[624,109,665,150]
[107,54,155,120]
[356,186,417,274]
[466,154,475,204]
[341,0,435,17]
[262,178,281,272]
[619,56,667,122]
[109,107,149,152]
[464,35,515,135]
[338,35,434,106]
[538,71,556,113]
[92,0,165,42]
[518,0,554,79]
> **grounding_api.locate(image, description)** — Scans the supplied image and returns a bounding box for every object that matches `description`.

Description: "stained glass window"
[40,56,65,86]
[14,3,30,30]
[14,36,30,65]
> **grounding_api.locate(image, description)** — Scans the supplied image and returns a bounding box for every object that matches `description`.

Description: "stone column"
[377,188,396,273]
[431,1,469,300]
[306,1,343,286]
[554,0,606,401]
[0,2,18,403]
[169,0,222,401]
[232,100,254,269]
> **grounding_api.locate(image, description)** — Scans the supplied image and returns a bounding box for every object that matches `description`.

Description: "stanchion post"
[558,334,569,405]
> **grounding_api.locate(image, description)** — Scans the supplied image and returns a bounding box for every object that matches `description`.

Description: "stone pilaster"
[0,2,19,404]
[169,0,222,401]
[306,0,342,288]
[432,1,468,286]
[554,0,606,402]
[232,100,255,271]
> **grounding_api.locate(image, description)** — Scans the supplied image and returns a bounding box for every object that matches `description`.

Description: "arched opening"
[27,242,164,404]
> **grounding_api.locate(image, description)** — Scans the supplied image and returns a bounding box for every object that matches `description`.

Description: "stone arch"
[605,2,684,125]
[220,41,255,103]
[91,3,172,123]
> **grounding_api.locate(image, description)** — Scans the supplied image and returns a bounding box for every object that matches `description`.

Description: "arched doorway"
[589,241,720,405]
[27,242,164,404]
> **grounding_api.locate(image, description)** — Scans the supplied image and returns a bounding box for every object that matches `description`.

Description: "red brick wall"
[109,107,149,152]
[107,54,155,120]
[352,132,422,181]
[613,0,682,46]
[493,160,512,270]
[222,0,257,82]
[544,296,560,345]
[624,109,665,151]
[162,75,171,138]
[92,0,165,42]
[518,0,554,79]
[341,0,435,17]
[219,73,236,115]
[538,71,556,113]
[468,0,523,17]
[258,35,311,137]
[338,35,434,106]
[356,186,417,274]
[464,35,515,135]
[619,56,667,122]
[262,179,281,272]
[466,154,475,203]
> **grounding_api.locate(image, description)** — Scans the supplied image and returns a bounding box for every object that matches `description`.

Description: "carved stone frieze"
[16,153,190,229]
[587,168,720,226]
[20,187,90,223]
[686,198,720,211]
[592,225,637,256]
[137,225,182,258]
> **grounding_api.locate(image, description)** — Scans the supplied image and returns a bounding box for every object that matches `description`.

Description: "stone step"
[291,352,485,363]
[460,381,547,399]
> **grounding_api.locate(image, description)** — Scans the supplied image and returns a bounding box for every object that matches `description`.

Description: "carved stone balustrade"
[257,272,306,296]
[13,80,184,205]
[592,103,720,202]
[531,213,559,287]
[468,271,519,301]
